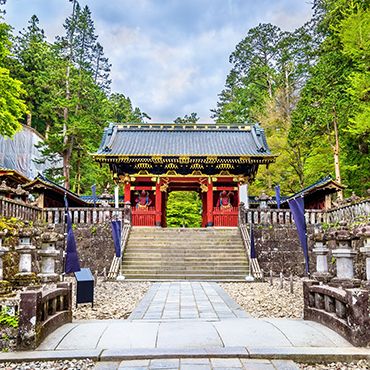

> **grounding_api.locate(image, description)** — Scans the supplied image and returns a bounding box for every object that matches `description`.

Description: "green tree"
[0,14,27,137]
[174,112,200,124]
[166,191,202,228]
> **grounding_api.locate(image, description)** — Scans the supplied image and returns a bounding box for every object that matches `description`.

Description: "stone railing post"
[38,225,62,283]
[123,201,132,225]
[345,288,370,345]
[17,289,42,350]
[238,202,246,226]
[358,224,370,287]
[312,226,331,282]
[331,221,360,288]
[0,229,9,281]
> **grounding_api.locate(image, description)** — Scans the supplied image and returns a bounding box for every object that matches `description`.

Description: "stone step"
[122,269,248,274]
[124,273,247,281]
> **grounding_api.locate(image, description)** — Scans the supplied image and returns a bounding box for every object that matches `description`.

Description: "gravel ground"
[220,278,303,318]
[1,359,95,369]
[299,359,370,369]
[71,278,151,320]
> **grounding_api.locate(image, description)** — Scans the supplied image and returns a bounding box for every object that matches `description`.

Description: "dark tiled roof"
[23,173,88,206]
[95,123,272,157]
[283,176,345,202]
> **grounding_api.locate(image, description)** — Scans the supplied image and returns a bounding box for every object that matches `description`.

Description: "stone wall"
[54,224,116,274]
[253,224,315,276]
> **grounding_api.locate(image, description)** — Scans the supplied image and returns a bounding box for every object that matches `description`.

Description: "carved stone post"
[38,225,62,283]
[123,201,132,225]
[358,224,370,286]
[331,221,360,288]
[312,225,331,282]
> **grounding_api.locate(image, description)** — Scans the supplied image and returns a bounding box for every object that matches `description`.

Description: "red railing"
[213,206,238,227]
[132,207,156,226]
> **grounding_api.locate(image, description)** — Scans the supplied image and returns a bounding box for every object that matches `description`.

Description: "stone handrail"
[108,223,131,280]
[326,199,370,224]
[17,282,72,350]
[0,196,42,221]
[239,206,263,279]
[244,208,326,225]
[44,207,127,224]
[303,280,370,346]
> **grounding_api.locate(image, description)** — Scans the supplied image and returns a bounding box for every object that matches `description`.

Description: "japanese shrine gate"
[93,123,275,227]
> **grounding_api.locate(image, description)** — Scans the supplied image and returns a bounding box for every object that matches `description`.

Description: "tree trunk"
[333,110,343,200]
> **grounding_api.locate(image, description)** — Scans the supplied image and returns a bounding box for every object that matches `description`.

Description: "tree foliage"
[166,191,202,228]
[0,15,27,137]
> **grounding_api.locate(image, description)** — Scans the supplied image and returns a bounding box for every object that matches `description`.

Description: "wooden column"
[206,178,213,227]
[124,182,131,203]
[155,181,162,227]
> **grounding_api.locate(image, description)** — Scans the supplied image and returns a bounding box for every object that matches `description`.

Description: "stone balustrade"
[17,282,72,350]
[303,280,370,346]
[0,196,42,222]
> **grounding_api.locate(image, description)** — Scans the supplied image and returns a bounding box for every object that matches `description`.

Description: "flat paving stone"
[129,282,247,321]
[90,358,301,370]
[156,321,223,348]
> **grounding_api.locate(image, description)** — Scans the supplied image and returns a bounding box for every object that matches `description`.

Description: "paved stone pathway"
[1,282,370,366]
[95,358,300,370]
[129,282,248,320]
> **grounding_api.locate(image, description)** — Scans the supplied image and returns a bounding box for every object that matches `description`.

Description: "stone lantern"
[100,186,113,207]
[312,225,331,282]
[38,224,62,283]
[14,225,37,286]
[256,192,272,210]
[358,224,370,287]
[331,221,360,288]
[13,184,29,203]
[0,180,14,199]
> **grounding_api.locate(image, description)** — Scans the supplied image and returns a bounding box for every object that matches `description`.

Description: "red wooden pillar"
[155,181,162,227]
[206,179,213,226]
[124,182,131,203]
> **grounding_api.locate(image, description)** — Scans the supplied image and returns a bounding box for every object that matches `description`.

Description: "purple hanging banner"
[275,185,281,209]
[288,197,309,275]
[64,195,81,274]
[111,220,122,258]
[249,223,256,259]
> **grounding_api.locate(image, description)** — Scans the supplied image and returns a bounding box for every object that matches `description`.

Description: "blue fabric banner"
[64,195,81,274]
[250,223,256,259]
[288,197,309,274]
[275,185,281,209]
[91,184,97,208]
[111,220,122,258]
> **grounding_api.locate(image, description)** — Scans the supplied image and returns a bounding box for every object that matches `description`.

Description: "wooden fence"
[213,207,238,227]
[131,207,156,226]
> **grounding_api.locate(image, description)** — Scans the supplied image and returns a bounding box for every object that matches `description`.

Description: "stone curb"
[0,347,370,363]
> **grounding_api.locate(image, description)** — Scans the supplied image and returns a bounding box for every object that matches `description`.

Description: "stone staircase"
[121,227,249,280]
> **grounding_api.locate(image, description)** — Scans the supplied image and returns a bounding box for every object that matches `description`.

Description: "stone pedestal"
[38,225,62,283]
[14,228,37,287]
[330,221,360,288]
[331,248,360,288]
[312,226,331,282]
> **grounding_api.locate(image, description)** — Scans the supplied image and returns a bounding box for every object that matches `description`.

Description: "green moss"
[0,308,18,328]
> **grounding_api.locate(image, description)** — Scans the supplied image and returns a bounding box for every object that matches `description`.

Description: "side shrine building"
[93,123,275,227]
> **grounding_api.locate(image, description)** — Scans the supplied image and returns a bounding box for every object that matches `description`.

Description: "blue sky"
[4,0,313,122]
